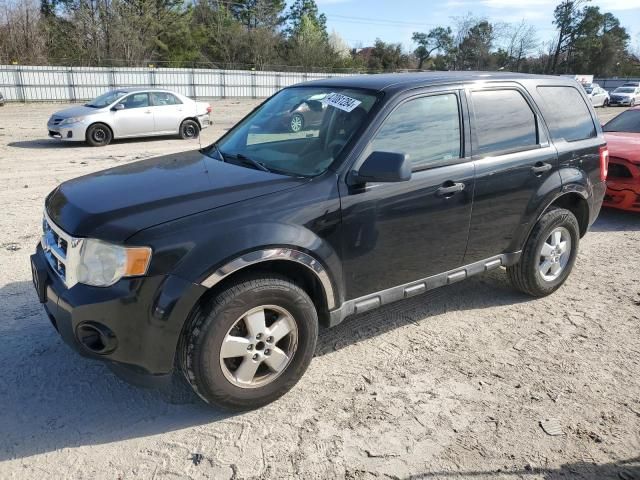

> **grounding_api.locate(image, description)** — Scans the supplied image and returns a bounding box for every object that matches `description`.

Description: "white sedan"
[584,84,610,107]
[47,88,211,146]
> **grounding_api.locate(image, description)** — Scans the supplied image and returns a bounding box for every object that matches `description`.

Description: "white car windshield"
[86,90,129,108]
[206,87,380,177]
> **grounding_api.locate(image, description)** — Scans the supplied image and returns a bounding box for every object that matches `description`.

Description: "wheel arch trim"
[200,248,337,310]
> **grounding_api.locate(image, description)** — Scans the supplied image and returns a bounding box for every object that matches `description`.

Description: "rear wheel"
[507,208,579,297]
[180,119,200,139]
[603,98,609,107]
[180,274,318,410]
[86,123,112,146]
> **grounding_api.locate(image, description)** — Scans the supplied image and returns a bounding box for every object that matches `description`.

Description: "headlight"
[76,239,152,287]
[59,116,86,125]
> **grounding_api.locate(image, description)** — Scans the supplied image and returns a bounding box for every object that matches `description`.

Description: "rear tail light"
[206,105,212,114]
[599,145,609,181]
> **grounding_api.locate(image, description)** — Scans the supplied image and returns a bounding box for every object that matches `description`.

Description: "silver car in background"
[584,84,610,107]
[609,86,640,107]
[47,88,211,146]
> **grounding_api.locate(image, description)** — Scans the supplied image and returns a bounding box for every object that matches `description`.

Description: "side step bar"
[329,252,521,327]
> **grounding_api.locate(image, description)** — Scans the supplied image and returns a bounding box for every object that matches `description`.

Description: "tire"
[290,113,304,133]
[86,123,112,146]
[180,274,318,410]
[179,119,200,139]
[507,208,580,297]
[603,98,609,107]
[631,99,636,107]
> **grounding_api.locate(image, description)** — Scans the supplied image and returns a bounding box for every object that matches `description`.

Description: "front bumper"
[609,98,633,106]
[30,245,206,387]
[47,121,87,142]
[604,183,640,212]
[604,158,640,212]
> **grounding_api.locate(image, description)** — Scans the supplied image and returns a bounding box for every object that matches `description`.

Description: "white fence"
[0,65,356,102]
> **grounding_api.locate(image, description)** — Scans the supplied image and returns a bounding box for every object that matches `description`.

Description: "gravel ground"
[0,101,639,480]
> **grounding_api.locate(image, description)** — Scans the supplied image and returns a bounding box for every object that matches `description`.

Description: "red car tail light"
[599,145,609,181]
[206,105,212,114]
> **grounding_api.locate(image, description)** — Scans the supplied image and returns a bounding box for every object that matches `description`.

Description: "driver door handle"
[436,181,465,197]
[531,162,552,175]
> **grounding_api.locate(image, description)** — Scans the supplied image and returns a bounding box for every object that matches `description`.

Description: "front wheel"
[180,274,318,410]
[86,123,112,146]
[179,119,200,139]
[507,208,580,297]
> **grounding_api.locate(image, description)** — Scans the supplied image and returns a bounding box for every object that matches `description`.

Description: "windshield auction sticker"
[323,93,362,112]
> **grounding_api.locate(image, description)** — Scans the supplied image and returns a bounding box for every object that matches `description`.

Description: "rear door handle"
[436,181,465,197]
[531,162,552,175]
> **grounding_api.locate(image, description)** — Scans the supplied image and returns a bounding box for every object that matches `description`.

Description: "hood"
[46,150,308,241]
[51,105,106,118]
[604,132,640,164]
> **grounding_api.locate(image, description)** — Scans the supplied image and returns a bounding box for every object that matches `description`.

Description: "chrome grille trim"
[41,209,84,288]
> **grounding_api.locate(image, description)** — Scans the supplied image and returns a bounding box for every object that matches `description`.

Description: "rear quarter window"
[536,86,596,142]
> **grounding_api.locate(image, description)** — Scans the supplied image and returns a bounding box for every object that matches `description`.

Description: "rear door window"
[536,86,596,142]
[470,89,538,156]
[151,92,182,106]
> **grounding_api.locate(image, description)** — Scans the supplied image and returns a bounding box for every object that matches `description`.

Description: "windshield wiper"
[227,153,271,173]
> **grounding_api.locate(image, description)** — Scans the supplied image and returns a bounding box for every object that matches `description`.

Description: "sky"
[311,0,640,53]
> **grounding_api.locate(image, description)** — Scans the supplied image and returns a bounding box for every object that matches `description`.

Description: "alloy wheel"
[538,227,572,282]
[219,305,298,389]
[290,114,303,133]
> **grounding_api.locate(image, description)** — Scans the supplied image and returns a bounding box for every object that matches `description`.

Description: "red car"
[602,107,640,212]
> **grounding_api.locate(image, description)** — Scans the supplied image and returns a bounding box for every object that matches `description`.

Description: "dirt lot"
[0,101,639,480]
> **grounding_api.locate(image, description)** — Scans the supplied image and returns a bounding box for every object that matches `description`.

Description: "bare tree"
[0,0,47,63]
[505,20,538,71]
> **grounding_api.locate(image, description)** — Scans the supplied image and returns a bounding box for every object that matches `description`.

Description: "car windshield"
[86,90,129,108]
[603,110,640,133]
[614,88,635,94]
[206,87,379,176]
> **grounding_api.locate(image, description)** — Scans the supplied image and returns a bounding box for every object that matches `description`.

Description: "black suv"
[31,72,607,410]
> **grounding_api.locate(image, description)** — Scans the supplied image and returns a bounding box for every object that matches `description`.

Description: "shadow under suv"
[31,72,607,410]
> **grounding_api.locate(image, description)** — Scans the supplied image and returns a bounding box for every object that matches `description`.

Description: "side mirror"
[348,151,412,185]
[112,103,125,111]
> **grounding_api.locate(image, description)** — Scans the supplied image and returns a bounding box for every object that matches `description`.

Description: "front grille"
[608,163,633,179]
[41,211,83,288]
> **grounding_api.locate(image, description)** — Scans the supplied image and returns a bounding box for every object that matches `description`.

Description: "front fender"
[128,177,344,308]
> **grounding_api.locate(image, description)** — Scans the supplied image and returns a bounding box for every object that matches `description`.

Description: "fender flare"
[200,248,338,310]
